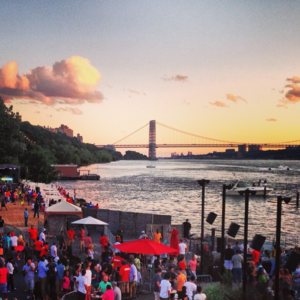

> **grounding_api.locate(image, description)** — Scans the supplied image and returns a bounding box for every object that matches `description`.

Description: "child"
[62,270,70,295]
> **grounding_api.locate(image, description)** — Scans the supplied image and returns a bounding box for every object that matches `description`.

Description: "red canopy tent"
[170,228,180,256]
[113,239,177,255]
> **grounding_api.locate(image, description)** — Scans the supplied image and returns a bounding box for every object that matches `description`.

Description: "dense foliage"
[123,150,149,160]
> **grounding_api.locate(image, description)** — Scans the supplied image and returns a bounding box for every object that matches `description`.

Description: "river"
[60,159,300,247]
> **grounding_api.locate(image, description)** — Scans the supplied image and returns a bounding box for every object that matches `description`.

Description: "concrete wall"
[82,208,172,237]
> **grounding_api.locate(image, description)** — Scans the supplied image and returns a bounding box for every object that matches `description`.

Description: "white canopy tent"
[71,216,108,226]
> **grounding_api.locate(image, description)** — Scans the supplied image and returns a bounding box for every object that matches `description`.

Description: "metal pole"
[221,184,226,274]
[243,189,249,294]
[201,182,205,274]
[211,228,215,252]
[275,196,282,300]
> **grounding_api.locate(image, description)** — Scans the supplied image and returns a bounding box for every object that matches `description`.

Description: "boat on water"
[225,180,273,196]
[146,165,156,168]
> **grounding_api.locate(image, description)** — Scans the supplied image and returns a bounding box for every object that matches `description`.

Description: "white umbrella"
[71,216,108,226]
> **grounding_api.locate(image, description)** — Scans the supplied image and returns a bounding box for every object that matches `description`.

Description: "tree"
[0,98,22,163]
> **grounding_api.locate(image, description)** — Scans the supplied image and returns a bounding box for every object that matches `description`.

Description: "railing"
[104,225,116,245]
[62,291,76,300]
[5,224,27,243]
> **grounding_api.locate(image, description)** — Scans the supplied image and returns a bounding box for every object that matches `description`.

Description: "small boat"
[225,180,273,196]
[146,165,156,168]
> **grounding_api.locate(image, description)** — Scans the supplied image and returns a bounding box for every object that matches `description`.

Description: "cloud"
[0,56,103,105]
[55,107,83,115]
[277,104,287,109]
[210,101,228,108]
[34,111,41,114]
[128,88,140,94]
[162,74,188,82]
[266,118,276,122]
[276,76,300,107]
[226,94,247,103]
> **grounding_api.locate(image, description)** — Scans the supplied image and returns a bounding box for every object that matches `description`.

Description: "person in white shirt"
[76,269,88,300]
[184,276,197,300]
[10,233,18,250]
[194,286,206,300]
[50,242,57,258]
[7,257,15,292]
[159,273,171,300]
[179,238,188,255]
[39,229,46,242]
[85,260,92,296]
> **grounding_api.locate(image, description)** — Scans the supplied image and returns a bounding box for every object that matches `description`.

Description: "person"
[0,217,5,233]
[38,256,49,298]
[39,228,46,243]
[62,270,70,295]
[224,243,234,271]
[0,262,8,300]
[23,258,36,299]
[0,197,7,211]
[179,239,188,255]
[270,244,277,276]
[231,249,243,284]
[153,268,162,300]
[178,256,187,275]
[67,227,75,246]
[56,230,65,249]
[33,238,43,260]
[112,281,122,300]
[78,227,85,254]
[28,225,38,247]
[102,284,114,300]
[3,234,10,257]
[153,229,162,243]
[10,232,18,251]
[193,286,207,300]
[165,266,176,288]
[33,201,40,218]
[159,273,171,300]
[76,269,89,300]
[99,275,112,293]
[87,244,94,259]
[232,241,241,254]
[181,286,188,300]
[51,241,57,258]
[6,257,15,292]
[183,276,197,300]
[177,268,187,300]
[23,242,33,262]
[293,263,300,283]
[246,261,256,285]
[24,208,29,227]
[252,249,260,264]
[129,258,138,297]
[189,255,199,277]
[99,233,109,250]
[84,233,93,253]
[139,231,149,239]
[119,260,130,282]
[183,219,191,238]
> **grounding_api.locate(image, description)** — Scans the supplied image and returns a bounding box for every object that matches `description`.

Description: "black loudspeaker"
[285,251,300,273]
[36,186,40,193]
[250,234,266,252]
[227,222,240,238]
[206,212,217,225]
[217,237,222,253]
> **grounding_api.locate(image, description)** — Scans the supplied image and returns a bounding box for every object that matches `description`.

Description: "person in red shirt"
[252,249,260,264]
[0,262,9,300]
[67,228,75,246]
[40,243,49,257]
[28,225,39,247]
[99,233,108,249]
[111,255,125,270]
[33,239,43,260]
[119,261,130,282]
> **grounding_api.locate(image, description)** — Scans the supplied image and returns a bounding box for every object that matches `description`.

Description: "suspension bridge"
[97,120,300,159]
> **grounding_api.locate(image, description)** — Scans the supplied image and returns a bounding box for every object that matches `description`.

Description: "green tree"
[0,98,22,163]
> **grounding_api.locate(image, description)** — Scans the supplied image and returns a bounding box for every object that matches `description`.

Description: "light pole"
[197,179,210,274]
[274,196,291,300]
[220,184,232,274]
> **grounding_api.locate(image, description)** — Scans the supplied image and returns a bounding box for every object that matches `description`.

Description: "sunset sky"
[1,1,300,156]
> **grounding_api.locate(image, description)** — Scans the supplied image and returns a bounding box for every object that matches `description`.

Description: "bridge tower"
[149,120,157,160]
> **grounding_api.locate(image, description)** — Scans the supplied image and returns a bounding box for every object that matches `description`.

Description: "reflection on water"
[60,159,300,245]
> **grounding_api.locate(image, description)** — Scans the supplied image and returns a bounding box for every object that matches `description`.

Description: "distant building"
[57,124,73,137]
[225,149,235,153]
[51,164,78,178]
[46,126,57,133]
[104,145,116,151]
[238,144,247,153]
[248,144,262,152]
[76,133,83,142]
[187,151,192,156]
[171,152,179,158]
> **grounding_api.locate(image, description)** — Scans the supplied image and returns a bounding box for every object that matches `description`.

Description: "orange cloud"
[266,118,276,121]
[0,56,103,105]
[162,74,188,82]
[210,101,228,107]
[226,94,247,103]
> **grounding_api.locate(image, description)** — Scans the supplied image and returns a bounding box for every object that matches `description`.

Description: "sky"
[1,1,300,156]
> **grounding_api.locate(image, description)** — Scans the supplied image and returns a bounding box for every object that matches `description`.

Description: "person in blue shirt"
[24,208,29,227]
[55,259,65,295]
[22,259,36,299]
[3,234,10,257]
